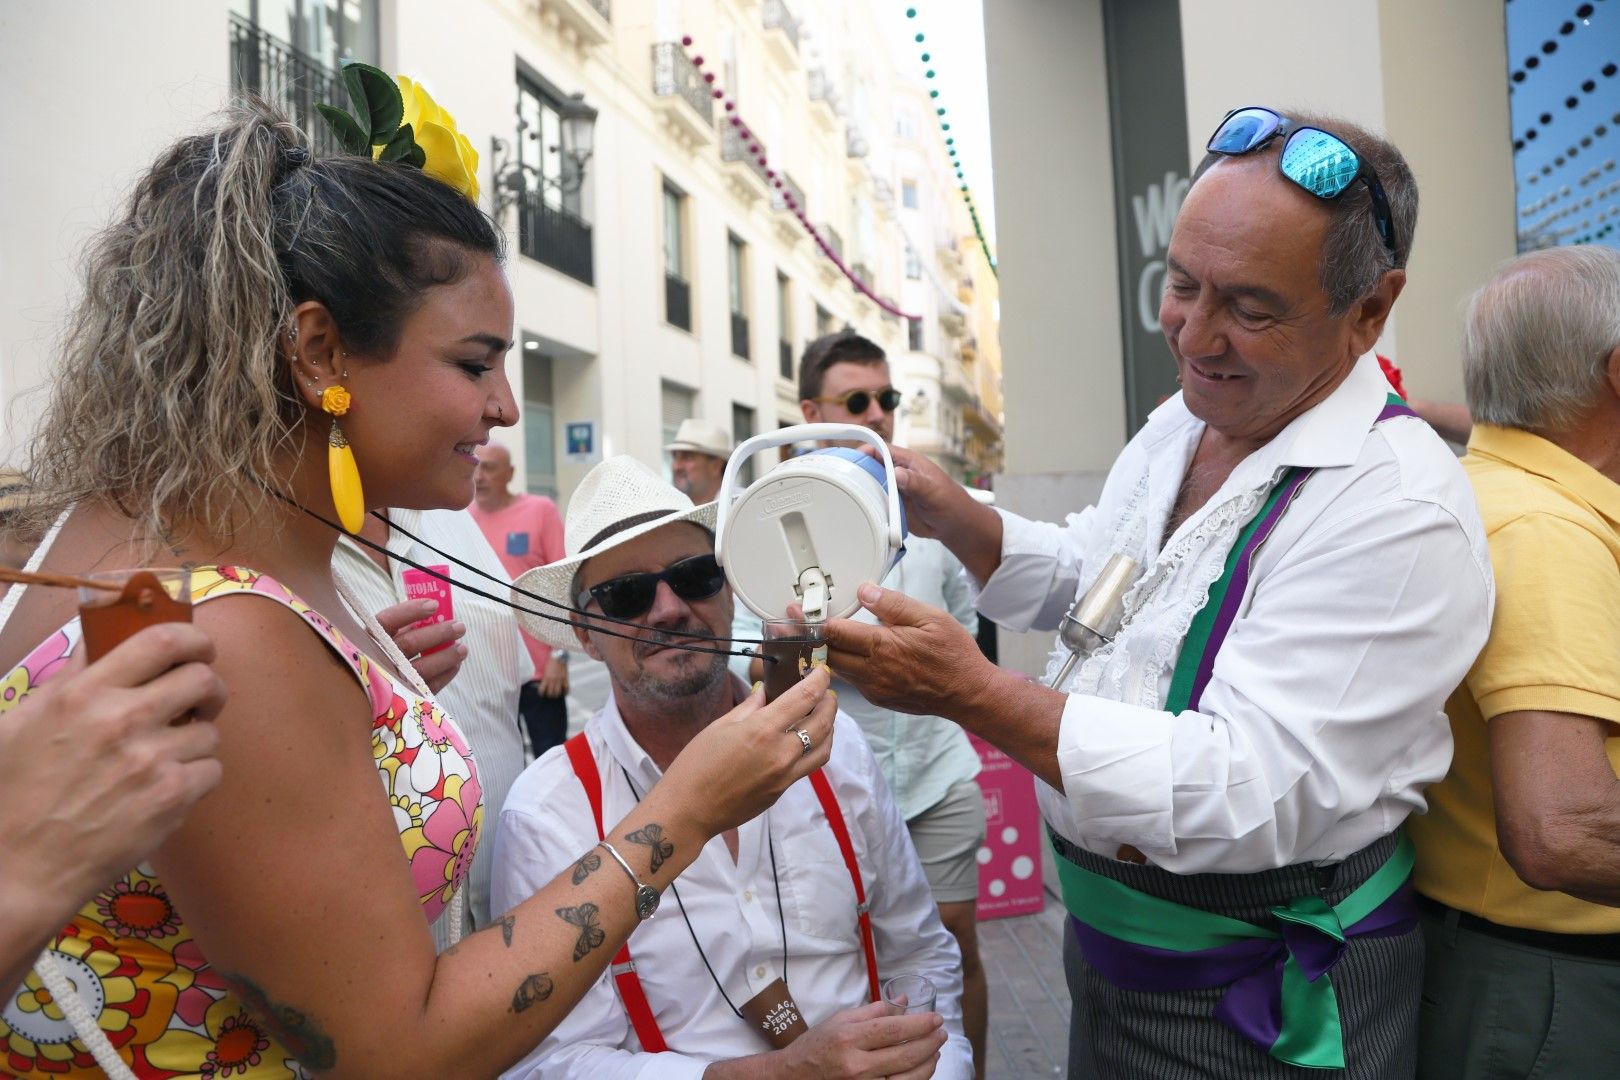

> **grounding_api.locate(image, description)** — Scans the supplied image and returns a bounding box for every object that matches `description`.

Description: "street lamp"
[490,92,598,221]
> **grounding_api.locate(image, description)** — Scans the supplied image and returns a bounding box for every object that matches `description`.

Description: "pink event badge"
[400,565,455,655]
[970,733,1046,921]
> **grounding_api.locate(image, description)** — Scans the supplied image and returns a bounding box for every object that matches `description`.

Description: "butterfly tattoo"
[625,824,674,874]
[572,850,602,885]
[557,902,606,961]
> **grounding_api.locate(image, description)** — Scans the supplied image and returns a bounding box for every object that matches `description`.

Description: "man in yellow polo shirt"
[1411,244,1620,1078]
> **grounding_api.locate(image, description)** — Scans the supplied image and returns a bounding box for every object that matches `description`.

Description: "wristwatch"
[600,841,660,920]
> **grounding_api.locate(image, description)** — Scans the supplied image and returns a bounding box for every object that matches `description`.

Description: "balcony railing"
[822,225,844,261]
[652,42,713,127]
[770,170,805,215]
[808,68,835,105]
[846,124,870,158]
[585,0,611,18]
[518,194,594,286]
[229,14,347,157]
[762,0,800,52]
[779,339,794,380]
[666,272,692,331]
[720,120,771,191]
[731,312,751,359]
[851,261,873,285]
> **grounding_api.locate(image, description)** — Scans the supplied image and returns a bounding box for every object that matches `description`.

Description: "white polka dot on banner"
[976,846,993,865]
[1001,826,1019,845]
[988,879,1006,897]
[1011,855,1035,880]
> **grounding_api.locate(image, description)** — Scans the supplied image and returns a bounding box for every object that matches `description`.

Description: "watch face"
[635,885,660,920]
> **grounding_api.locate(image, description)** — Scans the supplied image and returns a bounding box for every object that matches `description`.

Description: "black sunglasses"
[576,553,726,620]
[1205,106,1399,256]
[811,387,904,414]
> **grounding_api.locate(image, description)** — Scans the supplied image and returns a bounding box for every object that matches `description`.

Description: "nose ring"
[495,403,504,422]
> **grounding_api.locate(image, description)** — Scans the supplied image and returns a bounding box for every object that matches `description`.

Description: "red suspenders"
[564,735,668,1052]
[564,733,880,1053]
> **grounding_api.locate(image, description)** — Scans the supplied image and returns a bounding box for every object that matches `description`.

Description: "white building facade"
[0,0,1002,506]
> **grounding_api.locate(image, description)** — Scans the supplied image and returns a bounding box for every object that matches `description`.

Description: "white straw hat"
[512,455,718,648]
[662,418,732,459]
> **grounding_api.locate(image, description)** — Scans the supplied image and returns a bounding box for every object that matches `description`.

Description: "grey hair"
[1192,110,1418,317]
[1462,245,1620,433]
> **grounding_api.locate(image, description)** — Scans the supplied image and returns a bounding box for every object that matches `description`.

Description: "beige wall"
[0,1,230,462]
[984,0,1125,479]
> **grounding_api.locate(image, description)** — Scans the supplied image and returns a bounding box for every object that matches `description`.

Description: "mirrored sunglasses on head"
[813,387,904,414]
[577,553,727,620]
[1205,106,1398,256]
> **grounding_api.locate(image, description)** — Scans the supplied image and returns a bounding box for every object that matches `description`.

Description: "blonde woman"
[0,96,834,1078]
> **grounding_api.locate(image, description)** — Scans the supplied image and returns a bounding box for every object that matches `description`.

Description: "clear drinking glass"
[881,973,937,1015]
[759,617,827,703]
[77,568,193,663]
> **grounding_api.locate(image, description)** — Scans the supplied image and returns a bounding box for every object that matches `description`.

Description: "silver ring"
[795,728,813,755]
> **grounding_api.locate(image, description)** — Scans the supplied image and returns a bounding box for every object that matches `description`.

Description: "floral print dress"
[0,568,482,1078]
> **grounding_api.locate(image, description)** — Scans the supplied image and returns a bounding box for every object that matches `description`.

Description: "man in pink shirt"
[470,443,568,756]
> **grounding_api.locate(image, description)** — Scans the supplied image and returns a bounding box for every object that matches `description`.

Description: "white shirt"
[334,508,532,945]
[976,353,1494,874]
[730,537,982,821]
[490,687,974,1080]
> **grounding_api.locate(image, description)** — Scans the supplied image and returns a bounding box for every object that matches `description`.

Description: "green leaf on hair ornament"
[378,122,424,165]
[341,60,405,145]
[315,104,370,156]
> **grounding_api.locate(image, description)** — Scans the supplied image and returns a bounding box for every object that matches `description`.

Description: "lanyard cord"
[619,765,789,1018]
[273,493,772,662]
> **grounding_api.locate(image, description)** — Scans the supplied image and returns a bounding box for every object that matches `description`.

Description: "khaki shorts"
[906,778,987,904]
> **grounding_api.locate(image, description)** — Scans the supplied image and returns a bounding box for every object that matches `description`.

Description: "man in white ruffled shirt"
[826,108,1494,1079]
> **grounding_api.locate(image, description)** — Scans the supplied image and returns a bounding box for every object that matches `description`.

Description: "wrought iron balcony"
[720,120,772,199]
[548,0,613,48]
[846,123,870,158]
[228,14,347,157]
[665,272,692,331]
[822,225,844,261]
[770,169,805,215]
[762,0,800,56]
[652,42,714,145]
[808,68,835,104]
[518,194,594,286]
[585,0,610,18]
[731,312,751,360]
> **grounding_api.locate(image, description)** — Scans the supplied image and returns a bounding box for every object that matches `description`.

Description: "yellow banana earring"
[320,383,365,534]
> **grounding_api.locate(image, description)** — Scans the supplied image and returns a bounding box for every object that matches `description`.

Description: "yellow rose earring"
[320,382,365,534]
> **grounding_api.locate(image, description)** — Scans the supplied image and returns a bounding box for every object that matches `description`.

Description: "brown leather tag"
[80,572,191,665]
[737,977,809,1049]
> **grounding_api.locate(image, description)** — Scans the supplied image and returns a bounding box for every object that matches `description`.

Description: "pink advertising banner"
[970,733,1046,920]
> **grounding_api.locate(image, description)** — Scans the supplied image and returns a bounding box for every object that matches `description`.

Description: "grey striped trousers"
[1057,831,1420,1079]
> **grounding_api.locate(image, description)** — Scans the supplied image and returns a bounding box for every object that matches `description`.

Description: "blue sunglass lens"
[1209,108,1280,153]
[1279,129,1360,198]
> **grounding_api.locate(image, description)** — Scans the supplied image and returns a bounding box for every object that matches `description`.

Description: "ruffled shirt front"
[977,354,1494,874]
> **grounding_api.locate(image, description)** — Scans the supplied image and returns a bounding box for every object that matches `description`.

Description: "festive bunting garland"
[903,6,998,278]
[682,35,921,322]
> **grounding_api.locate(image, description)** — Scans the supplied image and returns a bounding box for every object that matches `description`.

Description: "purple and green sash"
[1054,391,1421,1070]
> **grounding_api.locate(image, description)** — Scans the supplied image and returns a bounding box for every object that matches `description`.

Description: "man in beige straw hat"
[492,455,970,1078]
[664,418,732,505]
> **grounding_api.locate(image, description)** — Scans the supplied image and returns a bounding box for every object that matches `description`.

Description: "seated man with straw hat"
[491,455,971,1079]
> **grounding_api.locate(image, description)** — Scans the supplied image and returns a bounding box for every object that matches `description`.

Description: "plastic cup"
[77,568,193,663]
[759,618,827,704]
[881,973,936,1015]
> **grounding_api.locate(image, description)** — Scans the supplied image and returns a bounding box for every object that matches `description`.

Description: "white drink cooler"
[715,424,908,621]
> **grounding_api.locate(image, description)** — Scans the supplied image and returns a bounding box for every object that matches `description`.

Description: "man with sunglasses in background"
[786,330,993,1077]
[491,454,972,1079]
[823,109,1494,1079]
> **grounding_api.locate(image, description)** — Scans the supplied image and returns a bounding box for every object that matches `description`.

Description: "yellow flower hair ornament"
[316,62,480,202]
